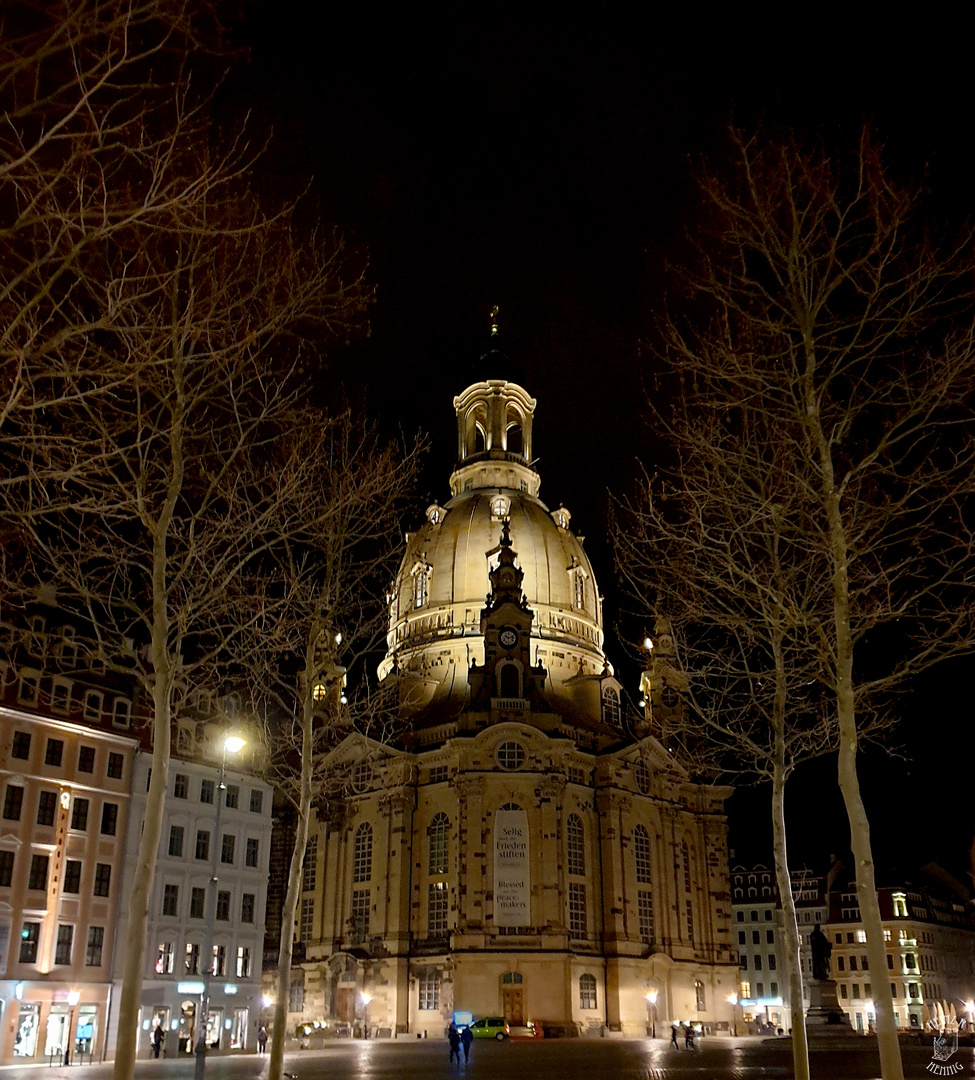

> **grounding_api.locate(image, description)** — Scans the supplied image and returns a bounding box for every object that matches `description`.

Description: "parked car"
[469,1017,510,1040]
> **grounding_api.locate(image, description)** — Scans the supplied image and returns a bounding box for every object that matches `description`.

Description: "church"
[295,376,738,1037]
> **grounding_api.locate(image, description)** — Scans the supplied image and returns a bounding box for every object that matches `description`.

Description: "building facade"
[292,377,738,1038]
[108,740,272,1057]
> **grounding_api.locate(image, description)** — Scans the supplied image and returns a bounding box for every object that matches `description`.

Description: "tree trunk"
[805,346,904,1080]
[268,685,314,1080]
[112,659,171,1079]
[772,761,809,1080]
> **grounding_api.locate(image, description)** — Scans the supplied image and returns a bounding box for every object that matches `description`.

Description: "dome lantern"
[449,380,540,497]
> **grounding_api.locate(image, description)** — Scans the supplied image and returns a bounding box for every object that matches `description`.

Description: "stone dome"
[379,379,613,728]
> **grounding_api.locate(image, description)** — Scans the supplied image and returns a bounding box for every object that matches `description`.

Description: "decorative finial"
[489,305,500,336]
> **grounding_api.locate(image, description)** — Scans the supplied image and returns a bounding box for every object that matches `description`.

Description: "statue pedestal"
[805,979,853,1033]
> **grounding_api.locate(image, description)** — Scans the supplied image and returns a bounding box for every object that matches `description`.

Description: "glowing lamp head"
[224,735,246,755]
[361,992,372,1005]
[67,990,80,1006]
[645,990,657,1004]
[643,637,654,651]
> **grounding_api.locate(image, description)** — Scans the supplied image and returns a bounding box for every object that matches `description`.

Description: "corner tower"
[379,379,614,737]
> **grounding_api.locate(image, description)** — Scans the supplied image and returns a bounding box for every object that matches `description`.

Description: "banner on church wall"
[493,808,530,926]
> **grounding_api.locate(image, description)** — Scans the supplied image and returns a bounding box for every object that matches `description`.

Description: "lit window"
[695,979,705,1011]
[580,973,597,1009]
[185,943,200,974]
[156,942,174,974]
[236,947,251,978]
[602,687,621,727]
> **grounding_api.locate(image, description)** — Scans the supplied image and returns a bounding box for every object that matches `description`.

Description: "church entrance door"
[337,987,356,1024]
[502,987,524,1026]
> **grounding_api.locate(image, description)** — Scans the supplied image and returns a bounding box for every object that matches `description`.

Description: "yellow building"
[295,378,737,1037]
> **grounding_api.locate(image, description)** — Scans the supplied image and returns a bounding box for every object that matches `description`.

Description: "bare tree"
[619,128,975,1080]
[2,84,371,1080]
[0,0,221,441]
[226,414,421,1080]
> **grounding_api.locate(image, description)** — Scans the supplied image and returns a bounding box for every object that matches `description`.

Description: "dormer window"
[574,573,585,610]
[426,504,444,526]
[602,686,621,727]
[552,507,571,529]
[490,495,510,521]
[412,560,432,609]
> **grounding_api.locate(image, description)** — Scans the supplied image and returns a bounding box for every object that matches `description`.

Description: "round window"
[495,742,526,770]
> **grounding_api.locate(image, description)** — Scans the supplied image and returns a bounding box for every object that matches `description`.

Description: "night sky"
[224,8,975,878]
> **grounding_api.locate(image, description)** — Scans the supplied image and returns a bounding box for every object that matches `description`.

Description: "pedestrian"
[151,1024,164,1059]
[258,1025,268,1053]
[448,1023,461,1064]
[670,1024,679,1048]
[461,1024,473,1063]
[684,1025,695,1050]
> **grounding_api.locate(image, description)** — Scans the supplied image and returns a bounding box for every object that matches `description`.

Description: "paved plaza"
[3,1038,972,1080]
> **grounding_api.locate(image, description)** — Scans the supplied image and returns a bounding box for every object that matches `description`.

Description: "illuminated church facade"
[294,377,738,1037]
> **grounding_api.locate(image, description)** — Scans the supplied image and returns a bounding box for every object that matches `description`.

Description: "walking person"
[257,1025,268,1053]
[670,1024,679,1049]
[685,1024,695,1050]
[151,1024,164,1059]
[461,1024,473,1063]
[448,1023,462,1064]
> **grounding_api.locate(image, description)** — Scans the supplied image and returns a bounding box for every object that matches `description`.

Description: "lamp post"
[727,993,738,1038]
[194,734,246,1080]
[64,990,79,1065]
[361,993,372,1039]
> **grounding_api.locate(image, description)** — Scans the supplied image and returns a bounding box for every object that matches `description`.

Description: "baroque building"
[295,377,737,1037]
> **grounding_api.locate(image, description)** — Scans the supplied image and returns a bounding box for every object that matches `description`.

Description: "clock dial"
[499,627,518,648]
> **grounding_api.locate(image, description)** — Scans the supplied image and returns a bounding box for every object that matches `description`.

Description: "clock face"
[499,627,518,649]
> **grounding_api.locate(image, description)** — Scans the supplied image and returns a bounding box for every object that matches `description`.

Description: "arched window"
[567,814,585,876]
[602,687,621,727]
[579,972,597,1009]
[413,569,428,609]
[695,979,705,1011]
[634,825,651,884]
[353,823,372,882]
[573,573,585,610]
[428,813,449,875]
[498,662,521,698]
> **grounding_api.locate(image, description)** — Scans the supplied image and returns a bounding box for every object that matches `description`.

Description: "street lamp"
[194,733,246,1080]
[645,990,658,1038]
[727,993,738,1038]
[361,992,372,1039]
[964,1000,974,1033]
[64,990,79,1065]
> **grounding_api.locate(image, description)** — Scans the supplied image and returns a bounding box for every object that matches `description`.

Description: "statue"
[810,925,832,981]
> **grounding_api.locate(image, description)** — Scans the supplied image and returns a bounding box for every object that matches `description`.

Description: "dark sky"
[225,7,975,879]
